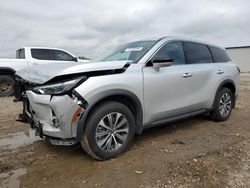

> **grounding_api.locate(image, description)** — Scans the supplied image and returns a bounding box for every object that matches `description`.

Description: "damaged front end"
[14,75,88,146]
[14,61,130,146]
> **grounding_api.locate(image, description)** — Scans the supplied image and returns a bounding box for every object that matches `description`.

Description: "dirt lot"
[0,73,250,188]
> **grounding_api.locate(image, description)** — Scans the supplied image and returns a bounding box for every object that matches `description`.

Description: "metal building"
[226,46,250,72]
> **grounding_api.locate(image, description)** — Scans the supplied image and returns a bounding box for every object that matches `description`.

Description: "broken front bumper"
[24,91,85,144]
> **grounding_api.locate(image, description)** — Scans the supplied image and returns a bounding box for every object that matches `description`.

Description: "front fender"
[76,89,143,142]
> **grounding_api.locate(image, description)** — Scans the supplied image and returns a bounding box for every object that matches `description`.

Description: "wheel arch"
[0,68,16,96]
[0,67,16,76]
[213,79,236,108]
[76,89,144,142]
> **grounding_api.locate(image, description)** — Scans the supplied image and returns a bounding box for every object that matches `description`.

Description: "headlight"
[33,78,83,95]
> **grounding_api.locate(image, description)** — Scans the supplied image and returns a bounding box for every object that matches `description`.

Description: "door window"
[52,50,75,61]
[152,41,185,65]
[31,49,52,60]
[183,42,213,64]
[31,49,75,61]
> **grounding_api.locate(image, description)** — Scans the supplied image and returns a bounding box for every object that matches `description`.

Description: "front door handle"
[217,70,224,74]
[182,73,193,78]
[32,62,39,65]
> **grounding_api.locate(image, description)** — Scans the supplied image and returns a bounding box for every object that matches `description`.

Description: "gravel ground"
[0,73,250,188]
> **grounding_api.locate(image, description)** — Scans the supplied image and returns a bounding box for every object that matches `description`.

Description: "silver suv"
[15,36,240,160]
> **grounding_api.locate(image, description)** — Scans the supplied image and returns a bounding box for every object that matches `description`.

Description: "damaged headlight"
[33,78,83,95]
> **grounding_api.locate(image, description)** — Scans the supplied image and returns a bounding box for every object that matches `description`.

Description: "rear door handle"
[182,73,193,78]
[217,70,224,74]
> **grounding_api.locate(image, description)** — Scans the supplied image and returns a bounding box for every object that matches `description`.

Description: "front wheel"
[0,75,15,97]
[210,87,234,121]
[81,101,135,160]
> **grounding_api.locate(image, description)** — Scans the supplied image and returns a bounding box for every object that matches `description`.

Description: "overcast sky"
[0,0,250,58]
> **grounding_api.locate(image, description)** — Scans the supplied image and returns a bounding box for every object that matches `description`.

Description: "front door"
[143,41,194,124]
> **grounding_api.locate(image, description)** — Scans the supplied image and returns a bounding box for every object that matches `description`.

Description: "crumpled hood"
[16,61,128,84]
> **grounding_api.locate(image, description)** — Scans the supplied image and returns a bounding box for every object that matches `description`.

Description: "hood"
[16,61,128,84]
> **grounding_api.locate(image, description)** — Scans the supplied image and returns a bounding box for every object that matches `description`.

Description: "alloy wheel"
[0,80,12,94]
[95,112,129,151]
[219,93,232,117]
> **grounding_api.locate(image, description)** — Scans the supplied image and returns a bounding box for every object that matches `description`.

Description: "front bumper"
[24,91,85,143]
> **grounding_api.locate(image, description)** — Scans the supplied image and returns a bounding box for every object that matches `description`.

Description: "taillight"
[236,66,240,73]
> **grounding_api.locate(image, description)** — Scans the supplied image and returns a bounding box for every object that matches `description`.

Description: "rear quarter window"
[16,49,25,59]
[182,42,213,64]
[209,46,231,62]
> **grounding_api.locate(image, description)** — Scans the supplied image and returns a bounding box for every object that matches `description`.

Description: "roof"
[22,46,66,50]
[226,46,250,50]
[133,36,223,49]
[159,36,224,49]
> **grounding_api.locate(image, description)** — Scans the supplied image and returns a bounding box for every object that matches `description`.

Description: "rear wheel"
[0,75,15,97]
[210,87,233,121]
[81,101,135,160]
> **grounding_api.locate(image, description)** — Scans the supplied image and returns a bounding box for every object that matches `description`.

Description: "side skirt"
[144,109,209,130]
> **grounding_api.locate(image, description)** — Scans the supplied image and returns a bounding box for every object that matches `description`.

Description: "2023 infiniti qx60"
[15,36,240,160]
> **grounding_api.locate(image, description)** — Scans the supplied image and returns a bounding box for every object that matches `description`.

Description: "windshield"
[94,41,157,64]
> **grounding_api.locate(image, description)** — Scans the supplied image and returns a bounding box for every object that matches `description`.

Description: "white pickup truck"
[0,47,87,96]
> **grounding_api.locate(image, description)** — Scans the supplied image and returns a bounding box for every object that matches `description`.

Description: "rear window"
[31,49,75,61]
[16,49,25,59]
[209,46,231,62]
[183,42,213,64]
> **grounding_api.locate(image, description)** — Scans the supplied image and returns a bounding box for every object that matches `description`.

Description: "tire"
[0,75,15,97]
[81,101,135,160]
[210,87,234,121]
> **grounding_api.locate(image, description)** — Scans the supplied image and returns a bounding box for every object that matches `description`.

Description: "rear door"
[182,42,218,109]
[208,45,232,74]
[143,41,195,124]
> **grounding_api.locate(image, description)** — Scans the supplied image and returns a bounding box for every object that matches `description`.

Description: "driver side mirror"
[151,56,173,71]
[73,57,78,62]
